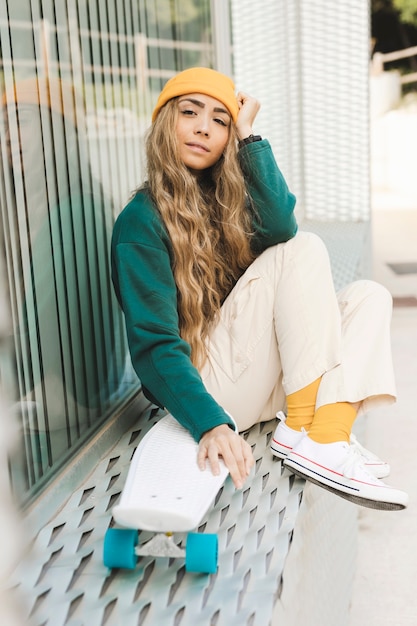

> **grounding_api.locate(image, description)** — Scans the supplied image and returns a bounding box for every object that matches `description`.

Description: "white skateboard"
[103,414,229,573]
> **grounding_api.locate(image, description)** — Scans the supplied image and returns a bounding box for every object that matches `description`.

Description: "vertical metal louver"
[231,0,371,222]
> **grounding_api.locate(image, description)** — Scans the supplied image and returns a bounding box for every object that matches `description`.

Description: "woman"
[111,67,408,510]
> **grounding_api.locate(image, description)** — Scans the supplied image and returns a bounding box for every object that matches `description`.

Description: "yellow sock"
[308,402,357,443]
[285,377,321,432]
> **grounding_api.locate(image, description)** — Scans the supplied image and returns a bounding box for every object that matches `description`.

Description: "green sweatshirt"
[111,139,297,441]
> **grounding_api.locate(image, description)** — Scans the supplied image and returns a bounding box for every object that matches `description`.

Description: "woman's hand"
[197,424,255,489]
[235,92,261,141]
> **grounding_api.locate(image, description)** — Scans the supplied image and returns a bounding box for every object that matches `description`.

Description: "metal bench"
[12,219,368,626]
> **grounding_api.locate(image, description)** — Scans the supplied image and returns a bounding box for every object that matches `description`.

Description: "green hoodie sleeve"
[111,194,235,441]
[239,139,298,251]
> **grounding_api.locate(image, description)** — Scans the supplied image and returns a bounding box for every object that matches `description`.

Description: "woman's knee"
[284,231,331,272]
[339,279,393,312]
[287,230,328,255]
[283,231,334,286]
[362,279,393,310]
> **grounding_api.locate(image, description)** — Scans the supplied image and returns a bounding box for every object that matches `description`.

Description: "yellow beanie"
[152,67,239,123]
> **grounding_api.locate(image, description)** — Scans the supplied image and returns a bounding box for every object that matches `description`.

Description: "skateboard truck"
[104,527,219,573]
[135,533,185,558]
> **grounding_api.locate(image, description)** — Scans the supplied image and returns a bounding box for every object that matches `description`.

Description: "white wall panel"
[231,0,371,222]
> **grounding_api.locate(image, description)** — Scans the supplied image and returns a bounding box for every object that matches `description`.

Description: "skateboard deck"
[112,414,229,533]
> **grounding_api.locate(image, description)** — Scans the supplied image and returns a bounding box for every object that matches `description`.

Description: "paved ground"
[349,118,417,624]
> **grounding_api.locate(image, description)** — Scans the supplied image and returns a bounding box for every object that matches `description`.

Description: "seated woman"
[111,67,408,510]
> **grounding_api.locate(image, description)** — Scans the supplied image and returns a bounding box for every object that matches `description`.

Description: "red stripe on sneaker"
[272,438,292,451]
[291,451,387,489]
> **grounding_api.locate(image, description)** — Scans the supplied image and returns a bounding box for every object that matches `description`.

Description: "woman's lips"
[186,142,209,152]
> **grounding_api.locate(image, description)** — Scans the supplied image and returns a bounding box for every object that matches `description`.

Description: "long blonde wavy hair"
[145,98,256,368]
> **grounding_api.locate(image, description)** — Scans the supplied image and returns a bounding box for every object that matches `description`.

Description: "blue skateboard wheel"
[185,533,218,573]
[103,528,138,569]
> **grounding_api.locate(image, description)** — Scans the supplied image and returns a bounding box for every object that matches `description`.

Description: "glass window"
[0,0,213,505]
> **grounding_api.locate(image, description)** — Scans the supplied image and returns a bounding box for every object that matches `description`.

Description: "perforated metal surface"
[301,220,372,290]
[14,408,304,626]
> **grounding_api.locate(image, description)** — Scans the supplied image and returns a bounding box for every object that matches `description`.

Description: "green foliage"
[145,0,200,30]
[393,0,417,26]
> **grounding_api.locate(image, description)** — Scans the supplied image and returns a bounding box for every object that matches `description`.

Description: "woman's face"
[175,93,231,174]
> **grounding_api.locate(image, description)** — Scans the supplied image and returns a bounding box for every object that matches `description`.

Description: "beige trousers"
[201,231,396,433]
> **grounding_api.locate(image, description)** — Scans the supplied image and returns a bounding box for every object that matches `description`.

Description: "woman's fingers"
[198,425,255,489]
[235,91,261,136]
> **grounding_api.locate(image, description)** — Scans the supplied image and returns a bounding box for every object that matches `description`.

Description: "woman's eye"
[214,118,227,126]
[181,108,195,116]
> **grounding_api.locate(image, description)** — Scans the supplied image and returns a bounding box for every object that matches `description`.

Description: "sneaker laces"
[343,444,378,482]
[350,432,383,463]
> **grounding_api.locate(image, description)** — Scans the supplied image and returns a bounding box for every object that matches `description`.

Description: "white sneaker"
[349,433,390,478]
[270,413,307,459]
[271,412,390,478]
[283,436,408,511]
